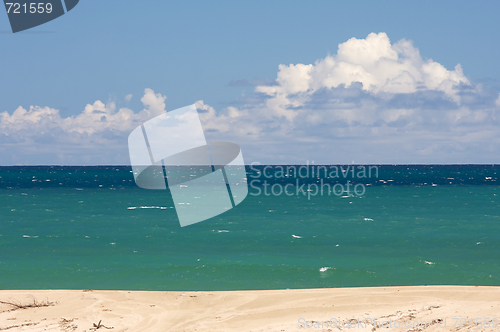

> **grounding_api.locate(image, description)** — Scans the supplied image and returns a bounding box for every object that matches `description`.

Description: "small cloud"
[125,94,133,102]
[227,79,252,87]
[496,93,500,107]
[227,77,277,87]
[140,88,167,117]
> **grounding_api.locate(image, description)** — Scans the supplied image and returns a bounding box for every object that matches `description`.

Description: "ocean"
[0,165,499,291]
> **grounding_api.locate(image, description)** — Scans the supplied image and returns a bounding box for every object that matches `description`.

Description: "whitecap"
[292,235,302,239]
[364,218,373,221]
[128,206,169,210]
[424,261,435,265]
[319,267,331,272]
[218,230,229,233]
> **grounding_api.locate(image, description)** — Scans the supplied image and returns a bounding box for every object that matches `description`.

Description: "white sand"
[1,286,499,331]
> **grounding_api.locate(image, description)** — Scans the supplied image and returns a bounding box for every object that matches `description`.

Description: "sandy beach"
[0,286,499,331]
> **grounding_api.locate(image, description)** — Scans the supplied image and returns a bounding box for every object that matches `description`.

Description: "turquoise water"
[0,166,499,290]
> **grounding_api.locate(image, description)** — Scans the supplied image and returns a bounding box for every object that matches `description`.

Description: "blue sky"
[1,0,500,165]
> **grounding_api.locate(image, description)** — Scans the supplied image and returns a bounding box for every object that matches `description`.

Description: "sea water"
[0,165,499,290]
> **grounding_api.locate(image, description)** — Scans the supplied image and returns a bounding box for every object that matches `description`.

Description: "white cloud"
[256,33,469,105]
[125,94,133,102]
[196,100,260,137]
[0,89,167,165]
[1,89,167,137]
[140,88,167,118]
[197,32,500,164]
[206,33,474,143]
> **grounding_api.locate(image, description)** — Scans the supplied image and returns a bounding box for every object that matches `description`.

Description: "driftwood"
[0,299,54,311]
[91,320,114,330]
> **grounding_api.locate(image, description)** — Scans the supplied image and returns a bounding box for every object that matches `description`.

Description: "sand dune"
[1,286,499,331]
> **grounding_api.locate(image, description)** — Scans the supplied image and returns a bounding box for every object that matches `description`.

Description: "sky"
[1,0,500,165]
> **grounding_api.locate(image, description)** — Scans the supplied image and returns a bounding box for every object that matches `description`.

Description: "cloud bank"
[0,89,167,165]
[1,33,500,165]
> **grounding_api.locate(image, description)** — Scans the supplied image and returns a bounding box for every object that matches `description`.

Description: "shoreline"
[1,286,499,331]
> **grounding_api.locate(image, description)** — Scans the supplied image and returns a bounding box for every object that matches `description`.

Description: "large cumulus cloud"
[198,33,500,164]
